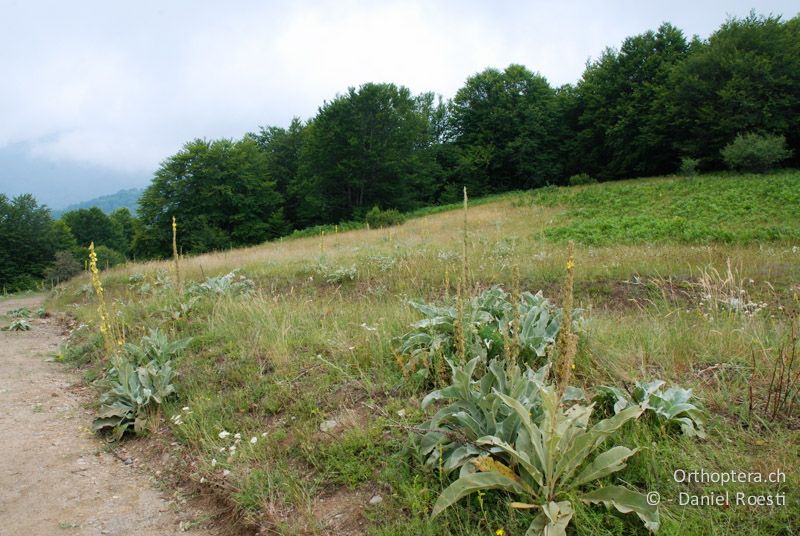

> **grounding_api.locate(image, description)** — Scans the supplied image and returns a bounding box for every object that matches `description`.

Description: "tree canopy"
[0,194,73,291]
[134,137,286,258]
[5,12,799,277]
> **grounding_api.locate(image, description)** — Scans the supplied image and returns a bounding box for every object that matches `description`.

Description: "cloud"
[0,0,797,191]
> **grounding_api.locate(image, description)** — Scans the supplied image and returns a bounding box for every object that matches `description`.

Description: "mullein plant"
[172,216,183,293]
[556,241,577,396]
[88,242,121,352]
[453,187,470,363]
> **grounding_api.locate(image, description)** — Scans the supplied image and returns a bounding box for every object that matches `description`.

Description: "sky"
[0,1,797,209]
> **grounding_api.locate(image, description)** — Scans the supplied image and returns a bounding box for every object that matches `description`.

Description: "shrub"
[365,206,405,228]
[721,132,792,172]
[568,173,597,186]
[44,250,82,284]
[679,157,700,176]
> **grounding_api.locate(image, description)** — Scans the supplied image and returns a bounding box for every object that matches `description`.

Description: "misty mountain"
[52,188,144,218]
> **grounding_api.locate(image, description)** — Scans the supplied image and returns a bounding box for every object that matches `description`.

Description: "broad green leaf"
[570,446,637,488]
[476,435,543,487]
[431,471,528,518]
[526,501,574,536]
[555,404,643,484]
[580,485,660,531]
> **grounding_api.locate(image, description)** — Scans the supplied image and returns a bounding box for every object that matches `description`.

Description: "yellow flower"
[496,529,505,536]
[566,258,575,270]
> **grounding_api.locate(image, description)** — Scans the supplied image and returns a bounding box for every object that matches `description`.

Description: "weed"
[4,319,31,331]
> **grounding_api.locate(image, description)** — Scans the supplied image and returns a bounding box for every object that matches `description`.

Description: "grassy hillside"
[51,172,799,535]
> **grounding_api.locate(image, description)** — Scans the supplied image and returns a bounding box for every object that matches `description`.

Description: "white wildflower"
[250,436,257,445]
[211,458,217,467]
[218,430,230,439]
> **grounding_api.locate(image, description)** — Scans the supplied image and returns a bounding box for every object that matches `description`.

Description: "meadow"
[50,171,799,535]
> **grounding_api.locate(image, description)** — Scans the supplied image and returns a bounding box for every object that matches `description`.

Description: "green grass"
[531,171,800,245]
[50,172,799,535]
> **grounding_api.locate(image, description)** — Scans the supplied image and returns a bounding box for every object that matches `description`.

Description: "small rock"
[123,458,133,465]
[319,420,338,433]
[368,495,383,505]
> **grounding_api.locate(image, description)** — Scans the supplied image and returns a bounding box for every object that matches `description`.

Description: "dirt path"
[0,295,218,536]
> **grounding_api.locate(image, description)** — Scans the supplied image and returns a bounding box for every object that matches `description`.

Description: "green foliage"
[575,23,690,179]
[135,137,287,257]
[679,157,700,176]
[91,356,177,440]
[7,307,31,318]
[91,329,189,440]
[594,380,706,438]
[121,328,192,366]
[109,208,136,256]
[0,194,71,291]
[251,118,309,228]
[721,133,793,172]
[365,206,405,228]
[89,245,126,270]
[415,357,551,477]
[4,319,31,331]
[187,271,255,296]
[43,250,82,284]
[568,173,596,186]
[668,14,800,168]
[61,207,126,251]
[299,82,437,223]
[397,287,568,381]
[314,263,357,284]
[532,173,800,245]
[430,379,658,535]
[451,64,562,194]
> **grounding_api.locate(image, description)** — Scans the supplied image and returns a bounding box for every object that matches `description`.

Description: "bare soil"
[0,295,218,536]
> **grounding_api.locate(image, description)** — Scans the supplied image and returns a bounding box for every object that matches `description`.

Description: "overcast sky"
[0,1,797,208]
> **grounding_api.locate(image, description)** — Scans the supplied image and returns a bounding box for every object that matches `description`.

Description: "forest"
[2,13,798,291]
